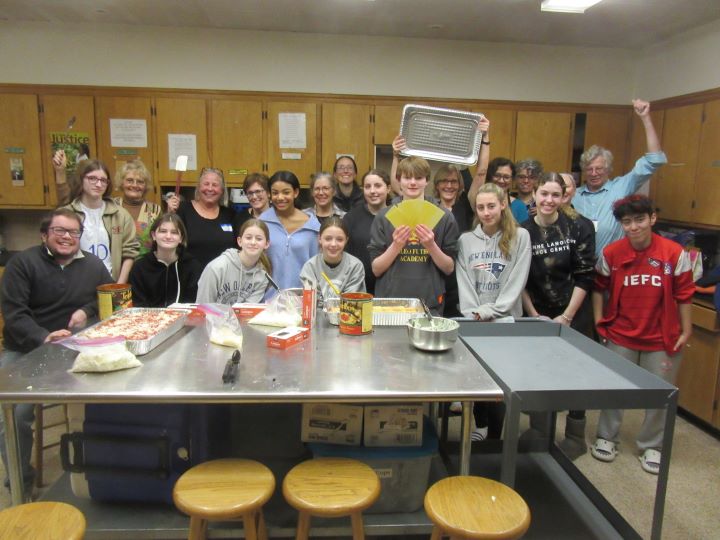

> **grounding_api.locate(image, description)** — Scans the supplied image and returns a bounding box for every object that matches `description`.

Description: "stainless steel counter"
[0,318,502,505]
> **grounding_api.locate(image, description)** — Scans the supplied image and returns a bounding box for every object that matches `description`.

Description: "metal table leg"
[500,392,520,487]
[651,392,677,540]
[2,403,24,505]
[459,401,473,475]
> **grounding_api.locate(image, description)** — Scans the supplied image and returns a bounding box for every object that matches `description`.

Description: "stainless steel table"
[0,319,502,508]
[459,320,677,540]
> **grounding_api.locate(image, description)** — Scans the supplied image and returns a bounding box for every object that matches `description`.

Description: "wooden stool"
[424,476,531,540]
[282,457,380,540]
[0,501,86,539]
[173,458,275,540]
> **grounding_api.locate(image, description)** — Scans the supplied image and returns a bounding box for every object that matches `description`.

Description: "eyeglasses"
[438,179,459,185]
[124,178,146,186]
[336,166,355,172]
[246,189,266,199]
[584,166,607,174]
[85,175,109,185]
[515,174,537,181]
[313,186,333,193]
[48,226,83,238]
[493,174,513,181]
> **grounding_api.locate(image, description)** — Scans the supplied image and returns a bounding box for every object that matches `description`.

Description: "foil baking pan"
[324,298,423,326]
[399,104,484,165]
[79,308,188,356]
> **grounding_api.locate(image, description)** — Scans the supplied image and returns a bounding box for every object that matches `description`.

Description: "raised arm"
[467,116,491,207]
[390,135,405,196]
[633,99,661,154]
[52,149,71,206]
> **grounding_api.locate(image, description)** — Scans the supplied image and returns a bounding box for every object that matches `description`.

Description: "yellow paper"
[400,199,446,230]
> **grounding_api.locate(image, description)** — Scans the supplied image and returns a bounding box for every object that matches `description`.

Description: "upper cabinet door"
[584,110,631,174]
[322,103,372,177]
[0,94,45,207]
[209,99,264,186]
[266,101,319,187]
[374,105,404,146]
[95,96,154,199]
[40,94,96,206]
[655,104,703,223]
[693,99,720,226]
[155,97,208,185]
[515,111,573,173]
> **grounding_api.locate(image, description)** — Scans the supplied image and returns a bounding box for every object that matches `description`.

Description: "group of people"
[0,98,695,491]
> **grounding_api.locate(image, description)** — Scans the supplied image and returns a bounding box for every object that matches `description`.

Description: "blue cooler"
[308,417,438,513]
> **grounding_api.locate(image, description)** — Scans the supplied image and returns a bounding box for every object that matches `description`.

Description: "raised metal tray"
[324,298,423,326]
[399,104,484,166]
[78,308,188,356]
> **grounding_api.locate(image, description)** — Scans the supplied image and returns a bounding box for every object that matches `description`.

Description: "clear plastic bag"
[61,336,142,373]
[200,303,244,349]
[248,289,302,327]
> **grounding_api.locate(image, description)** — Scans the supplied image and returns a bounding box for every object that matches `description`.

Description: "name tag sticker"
[221,223,233,232]
[592,220,599,231]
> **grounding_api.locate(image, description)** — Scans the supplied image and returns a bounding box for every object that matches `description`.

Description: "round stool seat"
[424,476,531,540]
[173,458,275,520]
[283,457,380,517]
[0,501,86,540]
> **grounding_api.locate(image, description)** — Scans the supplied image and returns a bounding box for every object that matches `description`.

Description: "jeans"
[0,349,36,489]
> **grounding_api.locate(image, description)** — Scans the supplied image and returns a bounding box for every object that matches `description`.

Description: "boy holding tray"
[368,156,459,315]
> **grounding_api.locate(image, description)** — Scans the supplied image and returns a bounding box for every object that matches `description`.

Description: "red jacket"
[595,234,694,354]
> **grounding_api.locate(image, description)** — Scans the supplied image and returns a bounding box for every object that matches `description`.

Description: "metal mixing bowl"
[407,317,459,352]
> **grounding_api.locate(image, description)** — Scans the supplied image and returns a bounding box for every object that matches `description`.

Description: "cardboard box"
[301,403,363,445]
[301,288,316,328]
[363,404,423,446]
[232,303,267,319]
[266,326,310,350]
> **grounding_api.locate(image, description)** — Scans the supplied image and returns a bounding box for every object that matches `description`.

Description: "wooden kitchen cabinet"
[676,302,720,427]
[266,101,319,186]
[655,104,703,223]
[322,103,372,177]
[692,99,720,226]
[374,104,404,146]
[41,94,96,207]
[0,94,46,207]
[209,99,264,185]
[584,110,631,174]
[155,97,208,186]
[95,96,155,200]
[515,111,573,172]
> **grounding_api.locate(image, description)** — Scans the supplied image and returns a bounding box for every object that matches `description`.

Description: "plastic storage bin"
[307,418,438,513]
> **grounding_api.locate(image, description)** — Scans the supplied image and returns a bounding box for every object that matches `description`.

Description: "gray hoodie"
[196,248,269,304]
[299,252,366,300]
[456,225,531,320]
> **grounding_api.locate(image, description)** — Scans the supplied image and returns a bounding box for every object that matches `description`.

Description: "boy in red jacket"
[590,195,694,474]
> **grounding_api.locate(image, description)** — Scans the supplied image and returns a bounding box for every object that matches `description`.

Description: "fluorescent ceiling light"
[541,0,603,13]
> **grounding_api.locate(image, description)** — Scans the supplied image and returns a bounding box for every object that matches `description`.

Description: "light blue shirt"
[572,151,667,256]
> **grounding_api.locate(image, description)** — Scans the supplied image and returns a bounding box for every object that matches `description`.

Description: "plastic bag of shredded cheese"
[61,336,142,373]
[200,304,244,349]
[248,289,301,327]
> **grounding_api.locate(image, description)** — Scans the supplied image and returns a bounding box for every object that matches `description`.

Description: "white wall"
[0,21,636,104]
[635,18,720,101]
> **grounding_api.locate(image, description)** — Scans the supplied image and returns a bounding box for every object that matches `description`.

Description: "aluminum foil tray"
[399,104,484,166]
[79,308,188,356]
[324,298,423,326]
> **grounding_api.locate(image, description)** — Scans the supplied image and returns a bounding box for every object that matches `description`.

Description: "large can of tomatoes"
[97,283,133,320]
[339,292,373,335]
